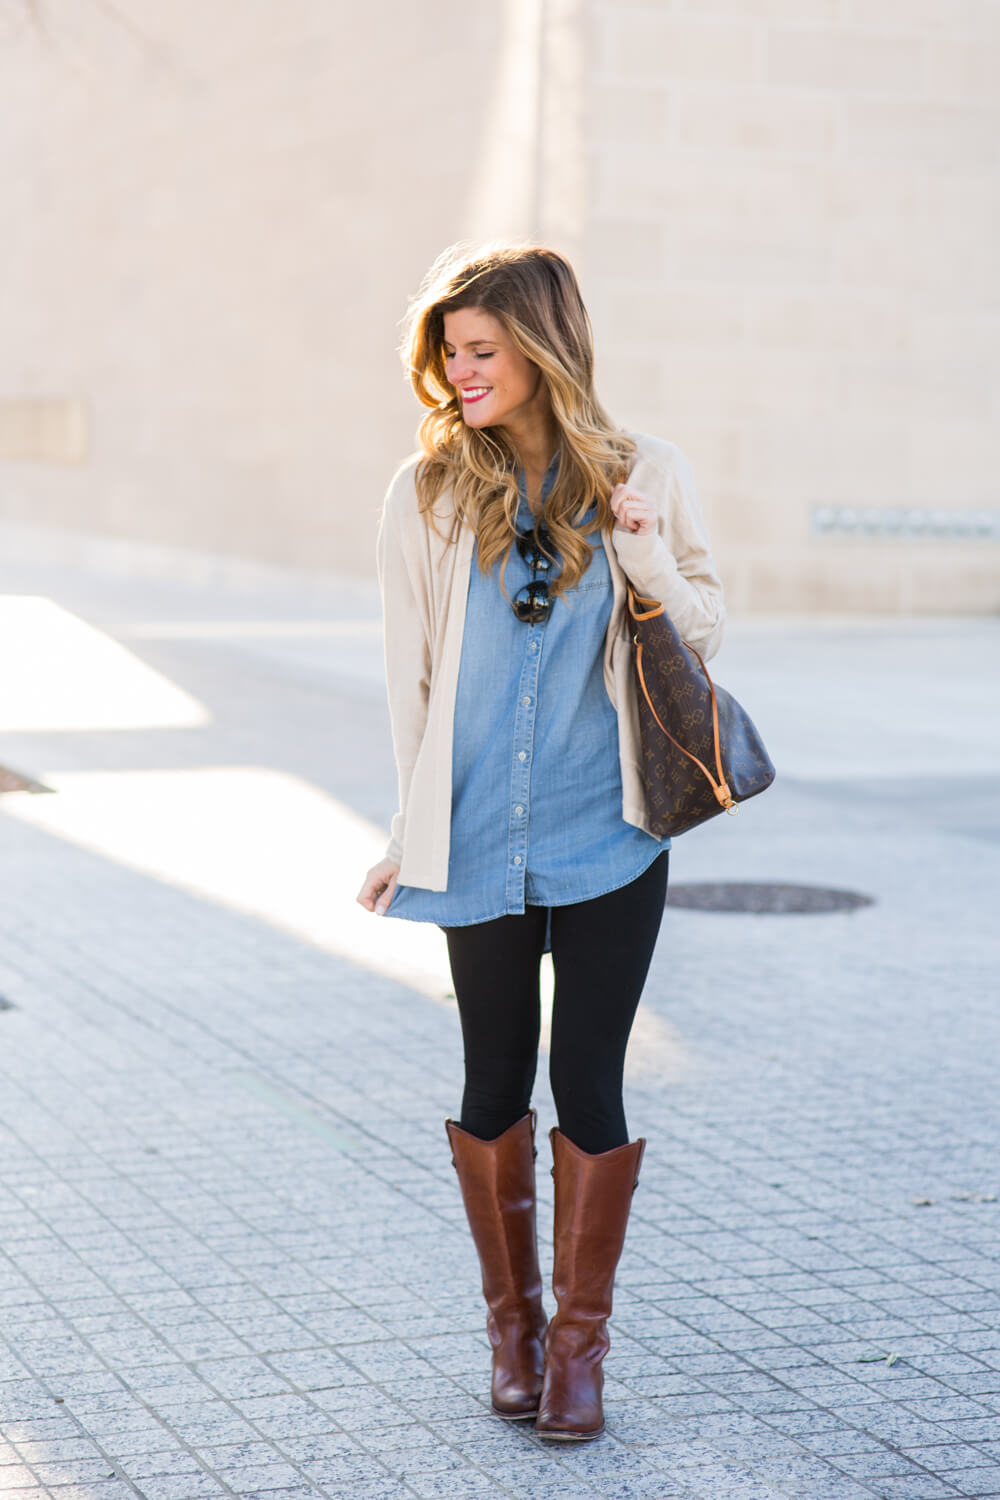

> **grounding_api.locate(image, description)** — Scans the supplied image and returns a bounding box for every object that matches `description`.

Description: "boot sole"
[534,1425,605,1442]
[493,1406,540,1421]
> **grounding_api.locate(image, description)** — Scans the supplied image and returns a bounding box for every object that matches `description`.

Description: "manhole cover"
[667,882,874,914]
[0,766,53,795]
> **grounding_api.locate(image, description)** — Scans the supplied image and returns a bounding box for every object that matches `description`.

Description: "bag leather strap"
[628,588,735,812]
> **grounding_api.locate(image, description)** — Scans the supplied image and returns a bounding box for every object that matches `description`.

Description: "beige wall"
[578,1,1000,612]
[0,1,503,562]
[1,1,998,612]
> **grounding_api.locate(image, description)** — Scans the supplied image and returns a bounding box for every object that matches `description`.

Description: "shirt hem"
[385,843,668,929]
[527,843,669,910]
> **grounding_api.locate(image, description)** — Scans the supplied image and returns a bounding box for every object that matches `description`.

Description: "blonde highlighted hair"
[400,242,636,597]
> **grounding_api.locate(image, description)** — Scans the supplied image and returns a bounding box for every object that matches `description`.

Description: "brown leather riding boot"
[445,1110,548,1419]
[534,1127,646,1441]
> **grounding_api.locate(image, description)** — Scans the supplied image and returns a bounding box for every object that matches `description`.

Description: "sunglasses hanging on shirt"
[512,524,556,623]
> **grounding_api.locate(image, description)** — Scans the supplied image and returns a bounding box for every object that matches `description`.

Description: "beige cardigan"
[376,431,725,891]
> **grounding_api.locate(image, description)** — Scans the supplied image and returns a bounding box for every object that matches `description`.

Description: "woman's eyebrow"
[443,339,498,349]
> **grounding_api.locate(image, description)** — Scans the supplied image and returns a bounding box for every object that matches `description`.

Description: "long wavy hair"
[401,242,636,598]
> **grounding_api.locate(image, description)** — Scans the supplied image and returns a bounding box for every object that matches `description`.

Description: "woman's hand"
[610,482,657,535]
[357,857,401,916]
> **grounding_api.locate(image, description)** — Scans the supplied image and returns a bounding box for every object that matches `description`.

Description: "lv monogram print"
[628,590,775,838]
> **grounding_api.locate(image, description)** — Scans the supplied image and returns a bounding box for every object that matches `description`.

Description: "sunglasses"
[512,524,555,623]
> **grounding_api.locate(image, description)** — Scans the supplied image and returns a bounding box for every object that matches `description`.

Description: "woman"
[358,243,724,1441]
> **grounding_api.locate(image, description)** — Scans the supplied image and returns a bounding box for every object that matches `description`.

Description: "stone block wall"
[0,1,503,566]
[576,0,1000,610]
[0,0,997,612]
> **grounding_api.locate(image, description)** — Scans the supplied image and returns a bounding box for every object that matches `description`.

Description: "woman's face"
[442,307,544,432]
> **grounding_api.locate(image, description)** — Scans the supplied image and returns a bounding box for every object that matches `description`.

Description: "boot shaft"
[549,1128,645,1320]
[445,1111,545,1314]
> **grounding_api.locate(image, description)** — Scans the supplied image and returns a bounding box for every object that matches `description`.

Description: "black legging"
[442,852,669,1155]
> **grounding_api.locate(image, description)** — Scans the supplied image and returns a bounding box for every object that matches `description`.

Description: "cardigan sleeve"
[610,443,725,660]
[376,469,432,866]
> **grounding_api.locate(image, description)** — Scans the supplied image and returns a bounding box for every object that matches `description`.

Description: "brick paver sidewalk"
[1,543,998,1500]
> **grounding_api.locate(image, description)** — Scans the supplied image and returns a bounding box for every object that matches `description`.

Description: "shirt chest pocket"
[560,544,611,601]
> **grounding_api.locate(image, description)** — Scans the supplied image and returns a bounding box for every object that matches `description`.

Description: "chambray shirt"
[386,455,668,941]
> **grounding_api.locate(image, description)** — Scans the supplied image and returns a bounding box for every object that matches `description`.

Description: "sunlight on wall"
[0,597,208,730]
[463,0,543,241]
[4,766,690,1079]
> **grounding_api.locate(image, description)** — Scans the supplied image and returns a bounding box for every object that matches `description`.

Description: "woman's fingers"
[357,861,401,914]
[375,868,398,916]
[610,483,657,534]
